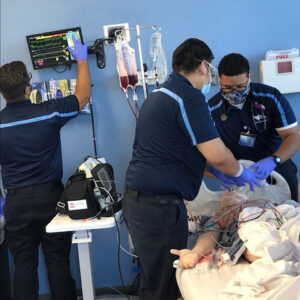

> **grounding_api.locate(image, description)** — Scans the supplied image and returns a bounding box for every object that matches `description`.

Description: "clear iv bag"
[122,41,139,88]
[149,31,168,84]
[115,42,129,91]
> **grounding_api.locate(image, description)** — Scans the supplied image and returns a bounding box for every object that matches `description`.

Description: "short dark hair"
[0,61,31,101]
[218,53,250,77]
[172,38,214,73]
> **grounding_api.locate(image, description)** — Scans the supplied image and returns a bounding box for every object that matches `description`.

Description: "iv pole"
[129,25,161,101]
[135,25,147,100]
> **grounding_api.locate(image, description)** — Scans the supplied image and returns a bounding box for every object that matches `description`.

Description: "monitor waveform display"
[26,27,83,69]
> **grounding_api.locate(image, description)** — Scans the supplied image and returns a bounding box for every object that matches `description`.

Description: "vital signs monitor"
[26,27,83,69]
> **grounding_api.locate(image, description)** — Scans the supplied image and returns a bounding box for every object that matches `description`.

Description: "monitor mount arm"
[87,37,115,69]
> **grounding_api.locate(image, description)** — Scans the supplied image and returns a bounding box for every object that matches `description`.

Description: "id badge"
[239,132,256,147]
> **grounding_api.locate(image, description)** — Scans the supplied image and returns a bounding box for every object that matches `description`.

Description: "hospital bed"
[176,160,300,300]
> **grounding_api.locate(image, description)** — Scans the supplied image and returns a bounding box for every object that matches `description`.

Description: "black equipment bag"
[57,170,99,219]
[57,160,122,220]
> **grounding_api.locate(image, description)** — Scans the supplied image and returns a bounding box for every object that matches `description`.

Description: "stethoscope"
[251,101,267,132]
[220,101,267,132]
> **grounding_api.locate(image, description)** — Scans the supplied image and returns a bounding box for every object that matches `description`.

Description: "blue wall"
[1,0,300,295]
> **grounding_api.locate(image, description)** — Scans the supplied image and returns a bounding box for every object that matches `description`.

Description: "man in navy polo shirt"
[0,37,91,300]
[209,53,300,201]
[122,39,263,300]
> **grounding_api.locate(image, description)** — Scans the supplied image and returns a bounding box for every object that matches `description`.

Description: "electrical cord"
[92,185,137,257]
[98,283,124,296]
[114,214,130,300]
[120,243,138,258]
[208,230,229,250]
[90,184,134,299]
[127,273,141,296]
[53,64,70,73]
[99,186,129,299]
[118,213,140,296]
[86,184,117,220]
[117,213,138,259]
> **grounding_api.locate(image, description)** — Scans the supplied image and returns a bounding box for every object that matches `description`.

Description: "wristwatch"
[272,155,281,166]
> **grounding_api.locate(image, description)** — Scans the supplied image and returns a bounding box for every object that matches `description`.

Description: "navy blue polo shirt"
[0,95,79,189]
[208,83,297,162]
[125,72,219,200]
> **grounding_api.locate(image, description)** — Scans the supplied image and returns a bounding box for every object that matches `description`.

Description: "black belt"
[124,187,183,204]
[6,181,62,195]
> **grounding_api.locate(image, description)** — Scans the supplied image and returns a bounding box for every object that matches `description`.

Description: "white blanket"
[177,203,300,300]
[176,259,300,300]
[221,204,300,298]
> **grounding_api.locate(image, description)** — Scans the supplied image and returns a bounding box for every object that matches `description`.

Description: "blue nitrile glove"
[208,165,237,190]
[249,156,277,179]
[235,165,264,191]
[67,35,87,61]
[0,197,5,217]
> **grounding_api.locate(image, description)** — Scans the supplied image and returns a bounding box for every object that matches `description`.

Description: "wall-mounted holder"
[103,23,130,44]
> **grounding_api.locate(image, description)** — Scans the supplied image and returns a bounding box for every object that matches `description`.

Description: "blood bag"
[122,40,139,111]
[122,41,139,88]
[115,42,129,91]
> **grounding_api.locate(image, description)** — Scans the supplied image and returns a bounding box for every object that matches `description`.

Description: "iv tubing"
[135,25,147,99]
[125,90,138,121]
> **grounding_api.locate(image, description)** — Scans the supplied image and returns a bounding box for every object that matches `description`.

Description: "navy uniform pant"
[5,182,76,300]
[122,188,188,300]
[0,239,11,300]
[272,159,298,202]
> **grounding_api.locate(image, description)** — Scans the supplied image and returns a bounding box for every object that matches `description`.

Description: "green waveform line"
[30,42,65,49]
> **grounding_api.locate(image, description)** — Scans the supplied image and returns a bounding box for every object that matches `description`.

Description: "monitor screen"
[26,27,83,69]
